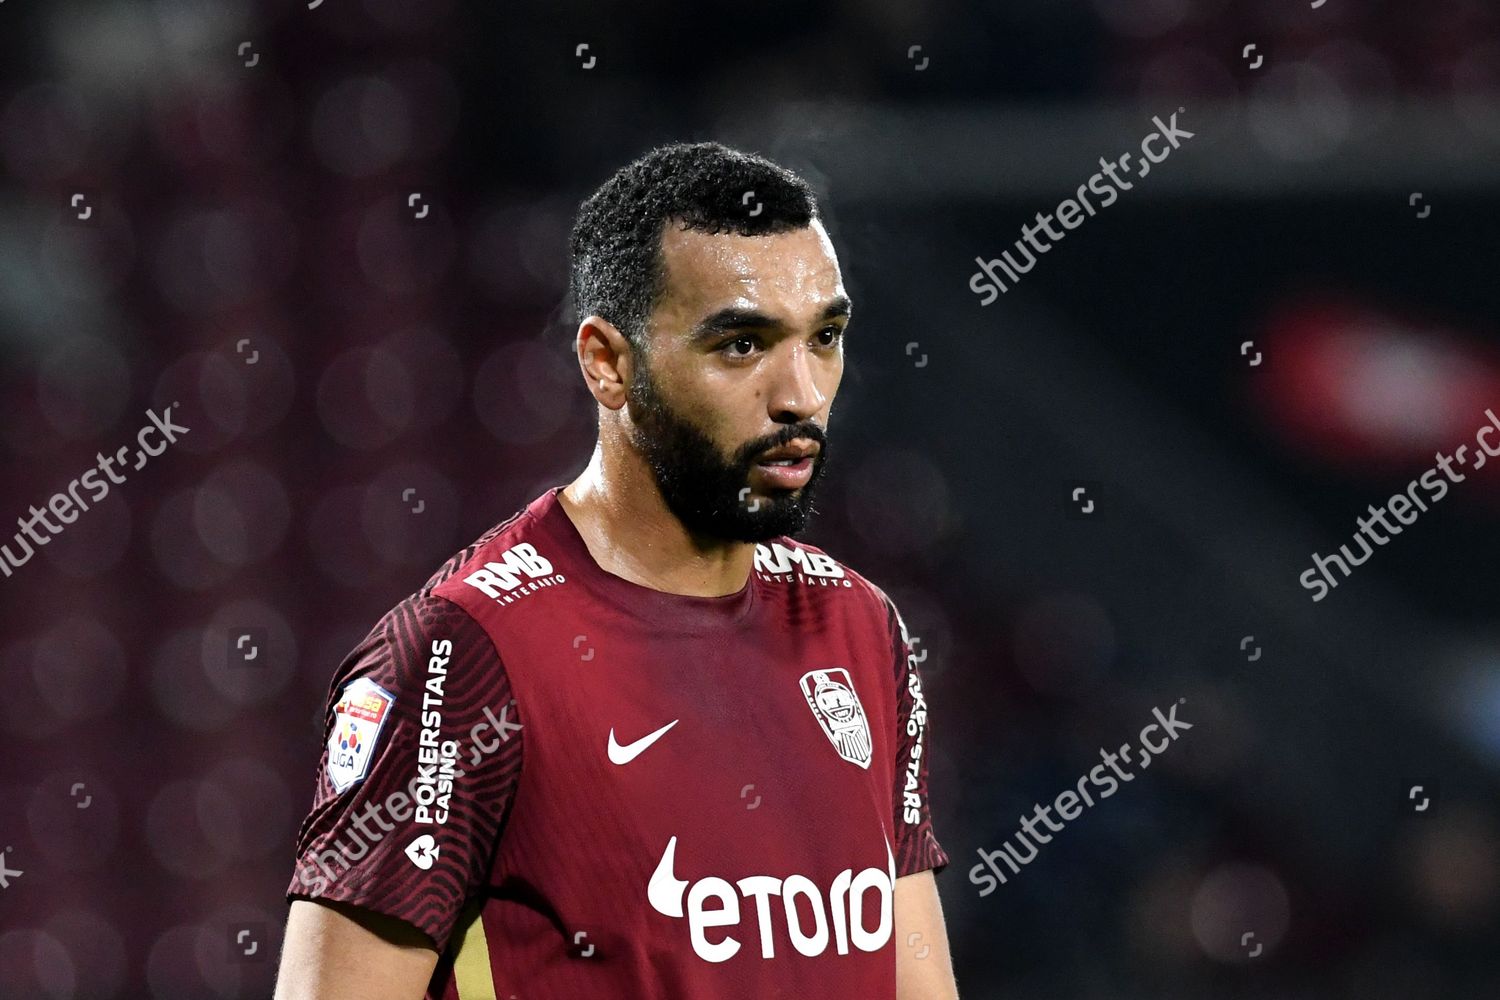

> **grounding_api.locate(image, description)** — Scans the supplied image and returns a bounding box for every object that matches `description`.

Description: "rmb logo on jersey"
[754,541,849,584]
[800,668,872,769]
[647,834,895,963]
[462,542,564,604]
[327,678,394,794]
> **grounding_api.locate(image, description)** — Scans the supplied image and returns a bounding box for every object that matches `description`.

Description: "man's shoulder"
[754,535,896,618]
[419,497,546,598]
[341,588,494,693]
[424,494,576,618]
[356,496,550,659]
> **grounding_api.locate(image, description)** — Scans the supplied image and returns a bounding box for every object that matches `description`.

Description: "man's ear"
[577,316,632,410]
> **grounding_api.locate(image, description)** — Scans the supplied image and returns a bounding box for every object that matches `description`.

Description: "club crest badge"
[327,677,395,794]
[800,667,872,769]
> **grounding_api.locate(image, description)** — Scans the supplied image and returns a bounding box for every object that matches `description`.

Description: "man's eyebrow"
[689,296,852,341]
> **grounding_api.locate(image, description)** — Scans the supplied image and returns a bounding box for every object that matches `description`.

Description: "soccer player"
[275,141,958,999]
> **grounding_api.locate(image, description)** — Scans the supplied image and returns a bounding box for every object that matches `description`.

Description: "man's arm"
[877,585,960,998]
[274,900,438,1000]
[895,870,959,1000]
[280,593,521,999]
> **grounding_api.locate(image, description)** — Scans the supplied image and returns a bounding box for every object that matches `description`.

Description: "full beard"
[625,360,829,543]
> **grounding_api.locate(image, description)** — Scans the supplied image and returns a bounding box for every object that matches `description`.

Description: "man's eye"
[723,336,758,358]
[817,326,844,347]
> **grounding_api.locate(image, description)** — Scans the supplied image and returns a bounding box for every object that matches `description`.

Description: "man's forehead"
[656,218,844,318]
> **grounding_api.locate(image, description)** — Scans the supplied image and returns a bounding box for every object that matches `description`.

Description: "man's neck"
[559,449,754,598]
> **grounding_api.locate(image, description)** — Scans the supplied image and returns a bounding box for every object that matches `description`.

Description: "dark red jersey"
[287,485,948,999]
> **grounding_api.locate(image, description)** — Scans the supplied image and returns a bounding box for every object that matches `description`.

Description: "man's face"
[625,217,848,543]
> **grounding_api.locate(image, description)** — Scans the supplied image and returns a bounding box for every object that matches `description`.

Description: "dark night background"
[3,0,1500,996]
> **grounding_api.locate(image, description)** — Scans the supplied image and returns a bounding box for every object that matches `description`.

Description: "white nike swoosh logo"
[608,719,679,765]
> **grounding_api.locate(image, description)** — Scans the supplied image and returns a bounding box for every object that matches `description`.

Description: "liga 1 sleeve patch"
[327,677,395,794]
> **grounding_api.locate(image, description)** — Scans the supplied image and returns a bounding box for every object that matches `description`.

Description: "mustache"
[736,423,828,464]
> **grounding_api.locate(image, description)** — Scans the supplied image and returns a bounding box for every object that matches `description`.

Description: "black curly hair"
[568,141,822,351]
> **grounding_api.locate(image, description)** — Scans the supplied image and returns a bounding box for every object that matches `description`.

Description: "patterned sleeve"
[285,592,523,949]
[882,592,950,877]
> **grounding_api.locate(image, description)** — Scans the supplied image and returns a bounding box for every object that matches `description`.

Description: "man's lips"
[754,454,814,489]
[757,438,820,463]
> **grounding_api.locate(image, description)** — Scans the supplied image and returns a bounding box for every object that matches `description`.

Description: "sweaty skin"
[275,216,959,1000]
[562,217,848,598]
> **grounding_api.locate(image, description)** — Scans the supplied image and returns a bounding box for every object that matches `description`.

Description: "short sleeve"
[882,593,950,877]
[285,592,522,949]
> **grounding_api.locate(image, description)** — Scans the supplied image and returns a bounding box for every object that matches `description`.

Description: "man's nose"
[767,342,827,423]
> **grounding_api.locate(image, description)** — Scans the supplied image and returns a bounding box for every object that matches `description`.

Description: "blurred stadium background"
[4,0,1500,996]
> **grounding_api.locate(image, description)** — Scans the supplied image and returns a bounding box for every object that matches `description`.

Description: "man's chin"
[721,491,817,542]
